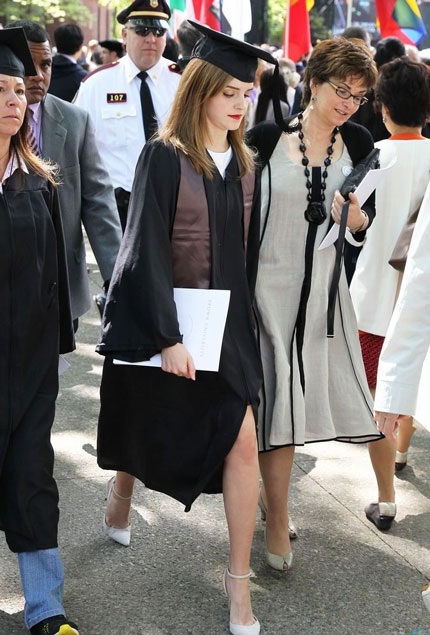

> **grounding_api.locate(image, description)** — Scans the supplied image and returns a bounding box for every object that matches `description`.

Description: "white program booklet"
[113,288,231,372]
[58,355,71,375]
[318,155,397,250]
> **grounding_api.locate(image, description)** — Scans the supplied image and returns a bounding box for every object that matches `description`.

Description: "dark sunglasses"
[127,26,167,38]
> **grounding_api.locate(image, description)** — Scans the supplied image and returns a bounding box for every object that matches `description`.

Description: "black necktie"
[138,71,158,142]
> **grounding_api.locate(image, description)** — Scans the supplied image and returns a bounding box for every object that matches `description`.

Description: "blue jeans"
[18,548,65,630]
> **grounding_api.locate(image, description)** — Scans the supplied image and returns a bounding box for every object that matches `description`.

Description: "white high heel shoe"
[264,527,293,571]
[222,569,260,635]
[258,491,293,571]
[103,476,132,547]
[258,491,298,539]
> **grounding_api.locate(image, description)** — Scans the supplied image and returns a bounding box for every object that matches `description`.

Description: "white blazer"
[351,138,430,336]
[374,177,430,429]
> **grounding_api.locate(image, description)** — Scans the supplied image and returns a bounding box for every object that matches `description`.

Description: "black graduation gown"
[97,142,262,511]
[0,166,74,552]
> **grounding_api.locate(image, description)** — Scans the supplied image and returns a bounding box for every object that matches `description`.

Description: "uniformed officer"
[74,0,181,231]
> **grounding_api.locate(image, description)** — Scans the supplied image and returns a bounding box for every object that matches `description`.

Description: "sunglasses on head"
[127,25,167,37]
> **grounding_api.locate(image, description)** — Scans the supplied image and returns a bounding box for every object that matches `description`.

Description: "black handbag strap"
[327,200,349,338]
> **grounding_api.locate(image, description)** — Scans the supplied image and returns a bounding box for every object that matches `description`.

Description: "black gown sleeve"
[246,121,282,171]
[48,183,75,354]
[245,170,262,299]
[341,122,376,284]
[341,121,376,229]
[97,141,183,361]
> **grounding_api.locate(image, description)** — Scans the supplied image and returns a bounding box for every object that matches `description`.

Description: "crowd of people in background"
[1,2,430,634]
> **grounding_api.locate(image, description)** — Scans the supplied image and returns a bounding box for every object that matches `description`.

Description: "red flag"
[283,0,313,62]
[194,0,222,30]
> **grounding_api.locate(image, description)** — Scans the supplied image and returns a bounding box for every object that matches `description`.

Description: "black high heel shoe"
[395,450,408,472]
[365,502,396,531]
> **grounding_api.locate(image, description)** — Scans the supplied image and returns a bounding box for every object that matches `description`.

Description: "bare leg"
[223,406,259,626]
[397,416,415,453]
[105,471,135,528]
[259,446,295,563]
[367,438,396,502]
[367,386,396,503]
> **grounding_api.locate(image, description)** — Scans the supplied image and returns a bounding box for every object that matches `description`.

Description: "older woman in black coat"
[0,28,77,635]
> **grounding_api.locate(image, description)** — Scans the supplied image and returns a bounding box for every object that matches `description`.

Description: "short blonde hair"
[158,58,255,178]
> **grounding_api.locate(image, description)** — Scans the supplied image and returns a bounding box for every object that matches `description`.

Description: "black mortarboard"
[117,0,170,27]
[188,20,286,130]
[189,19,277,83]
[99,40,124,57]
[0,27,37,78]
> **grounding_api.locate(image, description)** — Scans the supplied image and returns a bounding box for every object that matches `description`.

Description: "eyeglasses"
[126,26,167,38]
[326,80,368,106]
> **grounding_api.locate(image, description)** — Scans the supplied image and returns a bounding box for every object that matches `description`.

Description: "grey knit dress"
[255,136,381,450]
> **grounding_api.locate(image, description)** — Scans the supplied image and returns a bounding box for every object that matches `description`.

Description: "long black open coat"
[97,142,263,511]
[0,165,74,552]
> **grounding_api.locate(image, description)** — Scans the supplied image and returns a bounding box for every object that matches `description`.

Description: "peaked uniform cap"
[188,19,277,83]
[117,0,171,26]
[0,27,37,78]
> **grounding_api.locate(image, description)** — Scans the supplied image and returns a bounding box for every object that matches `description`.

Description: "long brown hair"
[158,58,255,178]
[11,114,58,185]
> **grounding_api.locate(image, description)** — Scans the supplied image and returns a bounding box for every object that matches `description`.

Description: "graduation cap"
[189,19,277,83]
[117,0,170,27]
[0,27,37,78]
[188,20,286,131]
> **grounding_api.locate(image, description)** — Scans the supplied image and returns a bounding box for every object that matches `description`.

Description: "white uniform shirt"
[74,54,181,191]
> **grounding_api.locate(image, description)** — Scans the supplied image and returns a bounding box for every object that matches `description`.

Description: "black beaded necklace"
[297,112,339,225]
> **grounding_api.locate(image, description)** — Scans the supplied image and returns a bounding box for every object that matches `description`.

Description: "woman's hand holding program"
[161,343,196,380]
[331,190,368,232]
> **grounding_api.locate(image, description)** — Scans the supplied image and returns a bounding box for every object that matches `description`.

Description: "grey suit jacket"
[42,94,122,319]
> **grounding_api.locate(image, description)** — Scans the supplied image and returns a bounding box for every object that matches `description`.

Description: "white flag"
[222,0,252,40]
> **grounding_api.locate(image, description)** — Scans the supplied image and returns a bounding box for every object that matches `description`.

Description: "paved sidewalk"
[1,257,429,635]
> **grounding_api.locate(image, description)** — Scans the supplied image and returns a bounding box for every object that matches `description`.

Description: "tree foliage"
[0,0,91,26]
[97,0,129,38]
[267,0,287,45]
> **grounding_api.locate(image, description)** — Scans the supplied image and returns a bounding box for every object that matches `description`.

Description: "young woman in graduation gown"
[96,21,278,635]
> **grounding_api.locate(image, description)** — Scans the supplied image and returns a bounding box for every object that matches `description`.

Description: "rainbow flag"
[375,0,426,45]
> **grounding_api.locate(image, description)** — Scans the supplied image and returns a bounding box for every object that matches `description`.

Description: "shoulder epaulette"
[81,60,120,83]
[168,62,182,75]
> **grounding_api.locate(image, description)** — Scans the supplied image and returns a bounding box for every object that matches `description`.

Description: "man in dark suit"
[49,23,87,102]
[6,20,122,326]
